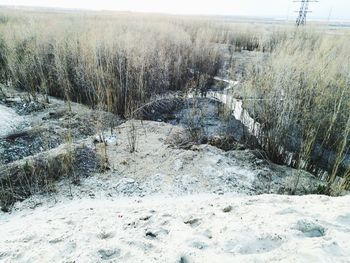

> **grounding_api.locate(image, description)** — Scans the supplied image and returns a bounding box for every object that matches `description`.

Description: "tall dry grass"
[242,29,350,192]
[3,8,348,193]
[0,9,274,117]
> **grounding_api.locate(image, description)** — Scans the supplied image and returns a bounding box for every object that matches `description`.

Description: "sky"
[0,0,349,21]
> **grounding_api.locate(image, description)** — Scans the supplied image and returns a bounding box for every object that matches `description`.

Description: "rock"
[145,228,169,239]
[223,205,233,213]
[145,231,157,239]
[184,217,201,227]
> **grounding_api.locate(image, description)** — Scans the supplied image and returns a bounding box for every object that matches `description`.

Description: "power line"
[294,0,319,26]
[327,7,333,23]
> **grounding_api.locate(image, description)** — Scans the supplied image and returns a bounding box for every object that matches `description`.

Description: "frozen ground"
[1,194,350,263]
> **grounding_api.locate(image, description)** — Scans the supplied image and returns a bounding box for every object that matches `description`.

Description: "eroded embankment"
[0,89,348,263]
[0,88,327,212]
[206,80,350,187]
[0,89,121,210]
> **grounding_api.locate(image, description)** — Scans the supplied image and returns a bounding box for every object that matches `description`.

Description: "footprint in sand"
[0,252,8,260]
[19,234,36,243]
[293,219,326,238]
[191,240,209,250]
[224,234,284,254]
[276,207,298,215]
[97,231,115,240]
[98,248,121,260]
[48,236,64,244]
[336,214,350,225]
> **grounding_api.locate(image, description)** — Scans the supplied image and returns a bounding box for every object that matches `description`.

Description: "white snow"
[0,194,349,263]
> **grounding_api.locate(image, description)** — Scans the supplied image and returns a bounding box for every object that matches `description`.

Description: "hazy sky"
[0,0,349,20]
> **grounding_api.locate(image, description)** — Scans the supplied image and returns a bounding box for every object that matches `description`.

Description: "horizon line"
[1,4,350,23]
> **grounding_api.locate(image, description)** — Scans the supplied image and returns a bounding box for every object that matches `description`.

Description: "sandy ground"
[0,104,23,137]
[0,194,349,263]
[88,121,323,196]
[1,93,348,263]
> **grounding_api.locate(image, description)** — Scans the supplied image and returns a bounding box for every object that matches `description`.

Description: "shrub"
[0,11,229,116]
[242,29,350,190]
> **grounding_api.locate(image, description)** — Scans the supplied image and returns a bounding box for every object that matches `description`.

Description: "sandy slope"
[88,121,323,196]
[0,105,348,263]
[0,104,22,137]
[0,194,349,263]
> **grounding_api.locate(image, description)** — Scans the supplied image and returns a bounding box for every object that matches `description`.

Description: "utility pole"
[327,7,333,23]
[294,0,319,26]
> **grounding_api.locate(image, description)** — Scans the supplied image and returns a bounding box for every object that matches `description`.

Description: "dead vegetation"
[0,143,100,212]
[241,30,350,193]
[0,89,121,210]
[0,9,285,117]
[0,7,349,211]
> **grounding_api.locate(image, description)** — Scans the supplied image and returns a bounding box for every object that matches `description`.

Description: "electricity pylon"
[294,0,319,26]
